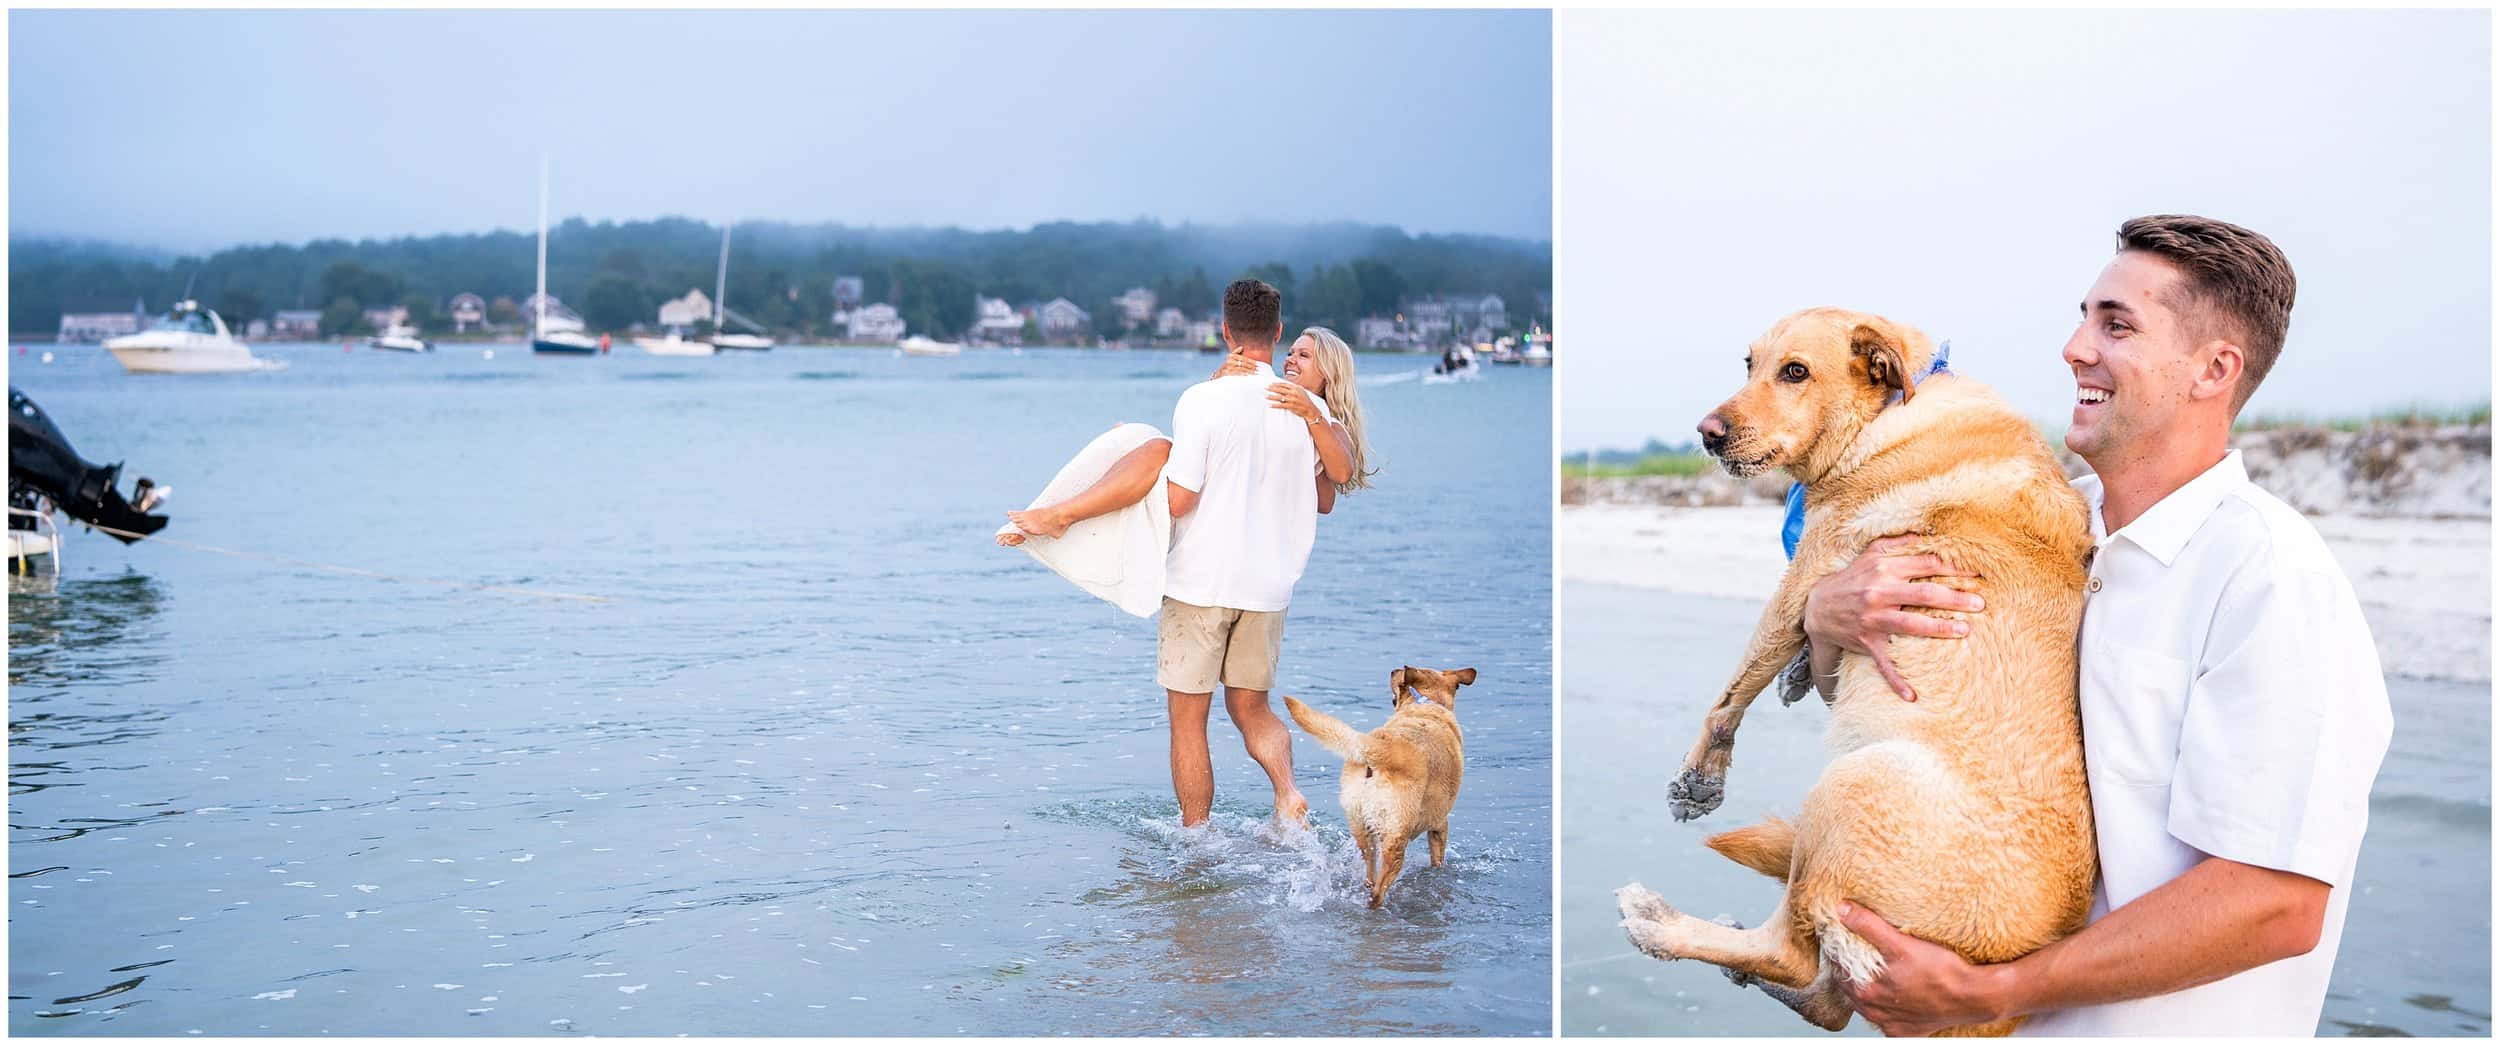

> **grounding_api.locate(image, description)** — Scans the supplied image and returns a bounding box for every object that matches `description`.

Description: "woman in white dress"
[995,327,1376,615]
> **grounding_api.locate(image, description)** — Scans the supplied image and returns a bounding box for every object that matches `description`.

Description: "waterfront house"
[971,296,1022,344]
[55,301,147,343]
[362,305,410,333]
[270,310,323,339]
[1155,307,1188,339]
[1184,318,1218,348]
[657,289,713,328]
[1113,287,1157,327]
[846,302,906,342]
[1356,315,1403,350]
[448,292,486,333]
[1038,298,1090,341]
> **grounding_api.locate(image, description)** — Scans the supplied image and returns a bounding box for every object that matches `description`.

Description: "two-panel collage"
[4,5,2491,1040]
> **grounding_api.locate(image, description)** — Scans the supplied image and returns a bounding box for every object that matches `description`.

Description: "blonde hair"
[1301,326,1377,493]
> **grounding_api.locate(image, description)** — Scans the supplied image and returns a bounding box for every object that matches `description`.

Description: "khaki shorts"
[1156,598,1286,693]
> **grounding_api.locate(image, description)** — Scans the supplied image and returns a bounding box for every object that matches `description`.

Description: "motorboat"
[709,331,773,351]
[532,156,602,356]
[104,301,283,374]
[9,385,170,577]
[367,322,432,353]
[635,329,716,356]
[1424,344,1483,384]
[899,335,963,357]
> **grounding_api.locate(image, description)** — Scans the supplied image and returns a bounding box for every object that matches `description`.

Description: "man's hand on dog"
[1803,536,1985,701]
[1835,901,2016,1036]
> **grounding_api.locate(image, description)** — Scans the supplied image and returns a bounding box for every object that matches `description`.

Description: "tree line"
[11,219,1550,341]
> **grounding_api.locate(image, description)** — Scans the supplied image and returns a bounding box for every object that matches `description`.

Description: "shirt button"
[2087,576,2103,594]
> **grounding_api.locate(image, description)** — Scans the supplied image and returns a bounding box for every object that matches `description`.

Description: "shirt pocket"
[2081,646,2193,788]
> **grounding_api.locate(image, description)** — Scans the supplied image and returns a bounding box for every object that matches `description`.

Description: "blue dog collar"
[1781,341,1952,560]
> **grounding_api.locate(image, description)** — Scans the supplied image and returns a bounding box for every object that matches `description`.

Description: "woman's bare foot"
[1005,505,1075,540]
[995,528,1026,547]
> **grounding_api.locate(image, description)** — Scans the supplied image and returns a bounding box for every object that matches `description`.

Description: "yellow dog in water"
[1617,308,2096,1035]
[1286,666,1474,909]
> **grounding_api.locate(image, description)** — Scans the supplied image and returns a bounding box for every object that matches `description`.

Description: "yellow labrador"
[1286,666,1473,909]
[1617,308,2095,1035]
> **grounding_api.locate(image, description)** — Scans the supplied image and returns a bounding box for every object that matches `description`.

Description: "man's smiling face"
[2062,251,2209,465]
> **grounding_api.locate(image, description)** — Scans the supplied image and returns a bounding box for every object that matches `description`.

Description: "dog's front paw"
[1668,767,1725,821]
[1615,883,1683,961]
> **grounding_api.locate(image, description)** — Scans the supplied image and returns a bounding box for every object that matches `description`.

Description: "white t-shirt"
[2021,451,2393,1036]
[1159,361,1331,613]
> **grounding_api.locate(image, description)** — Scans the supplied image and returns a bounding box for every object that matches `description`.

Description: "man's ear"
[1389,666,1413,708]
[1851,323,1913,404]
[1456,668,1478,686]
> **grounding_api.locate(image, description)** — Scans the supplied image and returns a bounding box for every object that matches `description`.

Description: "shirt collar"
[2090,450,2248,566]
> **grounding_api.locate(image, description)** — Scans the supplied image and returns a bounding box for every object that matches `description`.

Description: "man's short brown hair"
[1222,279,1283,348]
[2116,214,2297,411]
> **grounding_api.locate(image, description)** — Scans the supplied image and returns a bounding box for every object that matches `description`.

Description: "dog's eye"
[1780,362,1809,383]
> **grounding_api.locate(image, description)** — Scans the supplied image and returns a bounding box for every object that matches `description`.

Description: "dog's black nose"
[1698,414,1728,455]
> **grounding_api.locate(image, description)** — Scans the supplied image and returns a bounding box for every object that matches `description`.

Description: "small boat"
[104,300,283,374]
[1423,344,1484,384]
[1519,325,1553,367]
[8,385,171,578]
[532,156,602,356]
[899,335,963,357]
[702,224,775,351]
[635,329,716,356]
[367,322,432,353]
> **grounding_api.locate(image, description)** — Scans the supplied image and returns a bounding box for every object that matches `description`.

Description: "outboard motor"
[8,386,168,543]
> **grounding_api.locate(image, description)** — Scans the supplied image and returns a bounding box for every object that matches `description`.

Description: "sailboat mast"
[714,224,731,329]
[536,155,550,335]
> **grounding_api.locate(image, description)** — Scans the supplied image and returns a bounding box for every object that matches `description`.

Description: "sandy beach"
[1560,495,2491,1035]
[1561,502,2490,684]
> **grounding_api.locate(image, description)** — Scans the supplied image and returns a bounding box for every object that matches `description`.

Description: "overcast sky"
[9,9,1551,252]
[1559,9,2490,450]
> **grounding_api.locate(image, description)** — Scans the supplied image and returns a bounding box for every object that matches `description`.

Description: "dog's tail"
[1283,696,1368,764]
[1704,816,1795,881]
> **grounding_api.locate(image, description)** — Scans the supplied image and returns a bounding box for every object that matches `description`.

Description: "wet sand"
[1560,503,2491,1035]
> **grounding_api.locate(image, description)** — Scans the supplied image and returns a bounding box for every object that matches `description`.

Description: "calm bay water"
[1561,581,2490,1037]
[7,343,1553,1035]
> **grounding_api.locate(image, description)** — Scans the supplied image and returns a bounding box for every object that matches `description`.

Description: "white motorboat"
[702,224,775,351]
[367,322,432,353]
[899,335,963,357]
[636,330,716,356]
[104,301,284,374]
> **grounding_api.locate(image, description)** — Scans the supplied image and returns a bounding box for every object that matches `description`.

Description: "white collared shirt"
[2022,450,2393,1036]
[1159,361,1332,612]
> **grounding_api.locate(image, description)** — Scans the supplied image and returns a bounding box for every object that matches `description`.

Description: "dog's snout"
[1698,414,1729,455]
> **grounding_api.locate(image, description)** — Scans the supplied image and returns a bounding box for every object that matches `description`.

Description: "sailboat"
[531,156,601,356]
[704,223,774,351]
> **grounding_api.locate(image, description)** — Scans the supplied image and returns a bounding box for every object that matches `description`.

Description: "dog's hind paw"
[1668,768,1725,821]
[1776,653,1814,707]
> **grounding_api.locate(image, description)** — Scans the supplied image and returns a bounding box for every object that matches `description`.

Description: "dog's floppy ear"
[1456,668,1478,686]
[1850,323,1913,405]
[1390,666,1413,708]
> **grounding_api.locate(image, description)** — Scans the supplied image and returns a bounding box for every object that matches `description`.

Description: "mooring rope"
[58,523,614,603]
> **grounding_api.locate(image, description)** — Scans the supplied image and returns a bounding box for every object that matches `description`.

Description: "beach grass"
[2236,403,2491,433]
[1561,450,1716,479]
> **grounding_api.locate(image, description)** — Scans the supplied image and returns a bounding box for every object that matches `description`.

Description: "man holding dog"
[1805,215,2394,1035]
[1157,278,1323,830]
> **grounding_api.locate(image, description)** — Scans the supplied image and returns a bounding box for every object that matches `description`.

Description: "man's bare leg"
[1224,687,1308,827]
[1001,437,1172,545]
[1168,689,1215,827]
